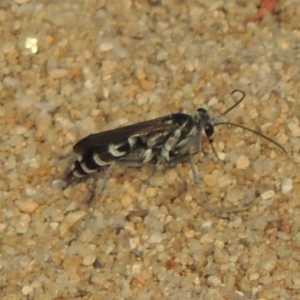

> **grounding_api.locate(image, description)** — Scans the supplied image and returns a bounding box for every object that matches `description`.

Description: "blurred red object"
[246,0,278,22]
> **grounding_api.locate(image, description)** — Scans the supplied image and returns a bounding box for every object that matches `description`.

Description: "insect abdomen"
[70,139,140,178]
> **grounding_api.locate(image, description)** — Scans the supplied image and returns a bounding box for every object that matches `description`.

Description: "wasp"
[69,89,285,179]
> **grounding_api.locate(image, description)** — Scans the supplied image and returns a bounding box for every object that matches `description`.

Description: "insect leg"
[117,147,156,167]
[69,162,115,244]
[188,152,208,199]
[163,133,202,167]
[188,153,259,218]
[116,159,146,168]
[165,152,193,167]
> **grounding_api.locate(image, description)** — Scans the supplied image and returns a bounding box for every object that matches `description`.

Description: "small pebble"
[277,232,291,241]
[200,232,217,244]
[63,255,81,271]
[185,230,195,238]
[281,178,293,194]
[249,273,259,281]
[127,210,148,222]
[230,217,243,228]
[15,200,38,213]
[202,221,212,228]
[208,97,218,106]
[236,155,250,169]
[259,276,273,285]
[25,36,38,53]
[82,254,96,266]
[145,187,157,198]
[22,286,33,295]
[148,232,166,244]
[0,224,7,233]
[214,248,228,264]
[99,42,113,52]
[136,68,146,80]
[214,240,225,249]
[260,190,275,200]
[50,222,59,230]
[217,152,226,161]
[292,277,300,286]
[49,68,68,79]
[206,275,222,286]
[15,125,27,135]
[140,79,151,90]
[225,188,243,205]
[288,123,300,137]
[121,194,133,208]
[7,135,23,147]
[129,237,140,249]
[3,76,24,88]
[156,50,168,61]
[15,214,31,234]
[203,174,217,187]
[52,179,67,190]
[60,211,86,234]
[4,155,17,170]
[132,262,142,274]
[124,222,135,233]
[25,187,37,197]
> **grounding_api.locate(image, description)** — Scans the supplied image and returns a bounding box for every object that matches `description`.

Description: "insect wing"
[73,115,177,155]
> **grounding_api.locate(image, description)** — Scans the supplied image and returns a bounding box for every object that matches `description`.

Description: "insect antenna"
[213,89,286,154]
[210,142,223,162]
[214,121,287,154]
[203,89,247,161]
[190,89,286,215]
[215,89,246,119]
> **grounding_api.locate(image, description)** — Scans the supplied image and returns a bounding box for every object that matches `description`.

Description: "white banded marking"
[142,148,154,163]
[164,128,181,151]
[93,153,110,166]
[108,144,126,157]
[73,169,85,178]
[80,162,96,174]
[128,137,137,148]
[160,147,169,162]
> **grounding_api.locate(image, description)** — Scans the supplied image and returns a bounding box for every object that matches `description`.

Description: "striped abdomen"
[70,137,143,178]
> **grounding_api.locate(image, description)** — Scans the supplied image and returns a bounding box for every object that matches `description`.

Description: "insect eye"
[205,124,214,137]
[197,108,207,114]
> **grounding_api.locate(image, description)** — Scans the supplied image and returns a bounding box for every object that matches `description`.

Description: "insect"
[69,89,286,179]
[67,90,287,242]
